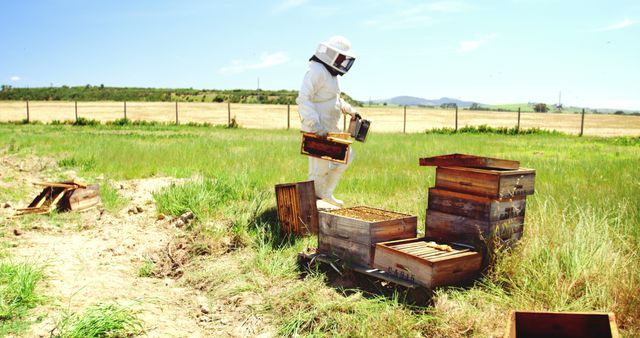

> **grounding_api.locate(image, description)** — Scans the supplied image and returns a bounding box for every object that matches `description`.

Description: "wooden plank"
[32,181,87,189]
[435,167,536,198]
[428,188,526,221]
[29,187,52,208]
[296,181,319,234]
[507,311,619,338]
[419,153,520,169]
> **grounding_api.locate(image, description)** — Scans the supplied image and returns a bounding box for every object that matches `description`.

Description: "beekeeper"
[296,35,357,207]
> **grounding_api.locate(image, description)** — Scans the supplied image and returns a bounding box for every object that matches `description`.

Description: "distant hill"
[372,96,481,107]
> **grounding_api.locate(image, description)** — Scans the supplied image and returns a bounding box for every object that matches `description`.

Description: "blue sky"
[1,0,639,109]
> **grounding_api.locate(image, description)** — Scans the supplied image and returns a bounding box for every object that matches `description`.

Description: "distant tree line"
[0,85,362,107]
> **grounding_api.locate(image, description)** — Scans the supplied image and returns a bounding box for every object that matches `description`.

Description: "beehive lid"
[419,153,520,170]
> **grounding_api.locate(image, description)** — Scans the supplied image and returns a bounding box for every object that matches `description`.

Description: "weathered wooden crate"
[428,188,526,221]
[420,153,520,170]
[373,238,482,288]
[59,184,101,212]
[275,181,318,236]
[435,166,536,198]
[301,132,352,164]
[426,210,523,246]
[504,311,619,338]
[318,206,417,267]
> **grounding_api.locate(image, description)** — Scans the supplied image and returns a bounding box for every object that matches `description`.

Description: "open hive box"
[318,206,417,267]
[504,311,619,338]
[373,238,482,288]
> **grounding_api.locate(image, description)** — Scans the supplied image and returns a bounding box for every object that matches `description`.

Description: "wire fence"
[1,100,639,137]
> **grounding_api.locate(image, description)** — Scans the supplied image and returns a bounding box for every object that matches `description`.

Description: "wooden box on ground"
[301,132,352,164]
[373,238,482,288]
[426,210,523,246]
[318,206,417,267]
[275,181,318,236]
[504,311,619,338]
[59,184,101,212]
[428,188,526,221]
[436,166,536,198]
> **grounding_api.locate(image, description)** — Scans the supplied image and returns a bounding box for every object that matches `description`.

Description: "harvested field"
[1,101,639,136]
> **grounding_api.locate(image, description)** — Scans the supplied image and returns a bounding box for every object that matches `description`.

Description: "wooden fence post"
[75,101,78,122]
[403,105,407,133]
[175,101,179,125]
[579,108,585,137]
[124,101,127,120]
[517,107,521,132]
[287,104,290,130]
[228,101,231,126]
[26,100,30,123]
[455,105,458,132]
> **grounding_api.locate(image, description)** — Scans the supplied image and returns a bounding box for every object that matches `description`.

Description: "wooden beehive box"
[301,132,352,164]
[318,206,417,267]
[426,209,523,246]
[275,181,318,236]
[373,238,482,288]
[428,188,526,221]
[436,166,536,198]
[504,311,619,338]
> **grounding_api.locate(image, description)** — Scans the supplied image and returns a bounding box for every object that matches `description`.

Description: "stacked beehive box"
[420,154,536,249]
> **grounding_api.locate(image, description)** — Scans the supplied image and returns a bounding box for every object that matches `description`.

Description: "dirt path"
[0,155,247,337]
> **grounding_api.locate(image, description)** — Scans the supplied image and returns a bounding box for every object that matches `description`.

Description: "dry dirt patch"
[0,154,274,337]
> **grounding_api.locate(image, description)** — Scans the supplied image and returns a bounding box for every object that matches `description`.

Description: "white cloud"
[459,33,497,52]
[363,1,469,30]
[219,52,290,75]
[10,76,21,81]
[272,0,307,14]
[592,17,636,32]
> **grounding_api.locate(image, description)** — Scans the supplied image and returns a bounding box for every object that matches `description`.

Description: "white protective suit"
[296,60,357,206]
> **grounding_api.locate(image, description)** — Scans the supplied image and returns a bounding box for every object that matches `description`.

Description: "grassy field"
[0,123,639,336]
[1,101,640,136]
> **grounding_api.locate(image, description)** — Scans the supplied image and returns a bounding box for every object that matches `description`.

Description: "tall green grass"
[53,303,144,338]
[0,261,44,336]
[0,124,638,336]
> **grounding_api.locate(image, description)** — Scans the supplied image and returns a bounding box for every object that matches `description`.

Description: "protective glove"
[315,125,329,137]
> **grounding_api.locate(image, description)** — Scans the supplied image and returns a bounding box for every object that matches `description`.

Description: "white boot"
[321,165,347,207]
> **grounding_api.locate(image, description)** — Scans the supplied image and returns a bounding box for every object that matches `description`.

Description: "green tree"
[534,103,548,112]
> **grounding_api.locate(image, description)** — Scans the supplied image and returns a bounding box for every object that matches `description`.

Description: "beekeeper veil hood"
[314,36,356,75]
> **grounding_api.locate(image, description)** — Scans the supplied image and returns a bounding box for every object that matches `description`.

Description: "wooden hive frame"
[275,181,318,236]
[301,132,352,164]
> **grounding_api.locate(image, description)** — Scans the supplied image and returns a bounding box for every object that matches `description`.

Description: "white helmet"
[314,36,356,75]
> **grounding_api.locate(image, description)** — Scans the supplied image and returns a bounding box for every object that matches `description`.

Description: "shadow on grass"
[296,254,436,308]
[252,207,300,249]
